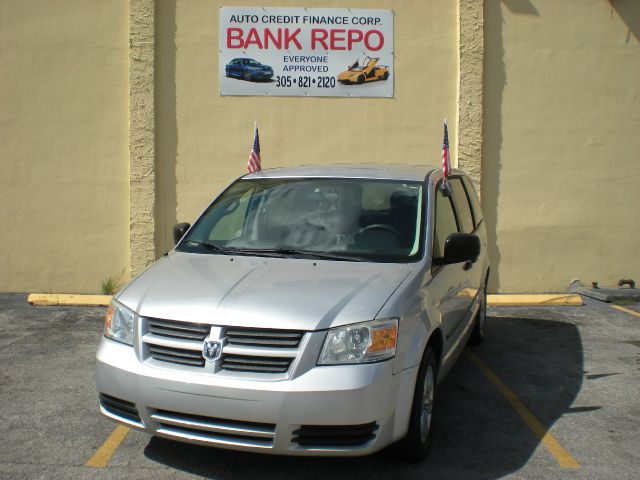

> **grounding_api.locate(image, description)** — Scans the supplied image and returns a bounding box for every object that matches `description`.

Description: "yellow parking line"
[85,425,130,468]
[611,304,640,318]
[467,352,581,469]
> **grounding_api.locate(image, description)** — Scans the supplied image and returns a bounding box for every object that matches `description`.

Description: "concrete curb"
[569,285,640,303]
[488,294,583,307]
[27,293,112,307]
[27,293,583,308]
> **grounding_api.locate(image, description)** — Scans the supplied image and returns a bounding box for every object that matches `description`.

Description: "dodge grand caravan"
[95,164,489,460]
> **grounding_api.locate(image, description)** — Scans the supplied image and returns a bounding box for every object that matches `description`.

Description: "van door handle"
[463,261,473,271]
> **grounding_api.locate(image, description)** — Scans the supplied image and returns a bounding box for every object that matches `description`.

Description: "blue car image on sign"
[225,58,274,82]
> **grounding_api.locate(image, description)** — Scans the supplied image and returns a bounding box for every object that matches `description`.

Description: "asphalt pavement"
[0,293,639,479]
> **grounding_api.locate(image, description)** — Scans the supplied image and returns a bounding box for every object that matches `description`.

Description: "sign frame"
[219,7,394,98]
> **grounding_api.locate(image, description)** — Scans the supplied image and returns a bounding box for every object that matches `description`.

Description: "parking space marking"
[467,352,581,470]
[85,425,130,468]
[611,304,640,318]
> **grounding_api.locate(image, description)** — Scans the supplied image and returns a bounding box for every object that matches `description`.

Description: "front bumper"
[250,70,273,79]
[95,337,417,456]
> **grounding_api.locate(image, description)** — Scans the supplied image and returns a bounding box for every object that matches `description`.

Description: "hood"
[338,71,356,79]
[117,252,411,331]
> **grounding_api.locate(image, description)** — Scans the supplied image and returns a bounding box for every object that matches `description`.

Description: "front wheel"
[391,346,438,461]
[468,283,487,345]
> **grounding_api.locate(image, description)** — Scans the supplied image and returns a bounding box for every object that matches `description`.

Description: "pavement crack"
[0,336,25,350]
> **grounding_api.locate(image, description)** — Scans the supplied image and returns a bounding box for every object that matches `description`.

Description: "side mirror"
[173,222,191,245]
[433,233,480,266]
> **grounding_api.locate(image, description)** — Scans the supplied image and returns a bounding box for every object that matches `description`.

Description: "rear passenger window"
[450,179,475,233]
[461,176,483,227]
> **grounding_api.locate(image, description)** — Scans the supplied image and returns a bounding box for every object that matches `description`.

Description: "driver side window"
[433,184,459,259]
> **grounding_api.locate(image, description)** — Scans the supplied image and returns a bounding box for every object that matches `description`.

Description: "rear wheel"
[244,71,252,81]
[391,346,438,461]
[382,71,389,80]
[357,74,365,84]
[469,282,487,345]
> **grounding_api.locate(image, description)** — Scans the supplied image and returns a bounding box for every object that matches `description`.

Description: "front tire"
[391,346,438,461]
[468,282,487,345]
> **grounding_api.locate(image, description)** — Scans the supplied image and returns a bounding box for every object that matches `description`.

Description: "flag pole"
[441,117,450,193]
[247,122,262,173]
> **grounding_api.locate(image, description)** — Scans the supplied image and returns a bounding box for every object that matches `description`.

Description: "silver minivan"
[96,164,489,460]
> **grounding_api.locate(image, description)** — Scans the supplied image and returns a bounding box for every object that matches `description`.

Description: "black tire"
[244,71,252,81]
[357,74,365,84]
[382,71,389,80]
[391,346,438,461]
[468,282,487,346]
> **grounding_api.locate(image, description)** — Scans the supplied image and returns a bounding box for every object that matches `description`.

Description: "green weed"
[100,271,124,295]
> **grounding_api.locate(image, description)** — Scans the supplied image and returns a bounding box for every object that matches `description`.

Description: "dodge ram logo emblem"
[202,339,222,362]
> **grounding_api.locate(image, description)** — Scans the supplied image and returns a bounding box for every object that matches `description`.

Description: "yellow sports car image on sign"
[337,56,390,85]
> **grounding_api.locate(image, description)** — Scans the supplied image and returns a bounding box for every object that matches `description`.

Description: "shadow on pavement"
[144,314,583,479]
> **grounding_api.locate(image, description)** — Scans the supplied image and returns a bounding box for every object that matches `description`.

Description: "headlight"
[318,318,398,365]
[104,299,135,346]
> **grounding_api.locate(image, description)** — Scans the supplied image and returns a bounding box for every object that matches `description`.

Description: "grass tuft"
[100,271,124,295]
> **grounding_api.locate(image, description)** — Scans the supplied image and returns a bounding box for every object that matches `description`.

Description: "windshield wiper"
[185,240,236,255]
[185,242,365,261]
[243,248,366,262]
[185,242,288,258]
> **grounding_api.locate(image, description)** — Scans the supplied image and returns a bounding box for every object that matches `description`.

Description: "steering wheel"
[359,224,406,244]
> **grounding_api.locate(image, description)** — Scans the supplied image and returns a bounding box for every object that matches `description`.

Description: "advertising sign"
[219,7,394,98]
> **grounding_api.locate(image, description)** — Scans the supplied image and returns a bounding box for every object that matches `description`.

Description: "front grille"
[150,408,275,448]
[148,344,204,367]
[148,318,209,341]
[99,393,141,424]
[145,318,208,367]
[142,318,304,375]
[292,422,379,447]
[221,354,292,373]
[226,328,304,348]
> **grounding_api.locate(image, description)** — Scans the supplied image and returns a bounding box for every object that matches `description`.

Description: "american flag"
[441,119,450,179]
[247,124,261,173]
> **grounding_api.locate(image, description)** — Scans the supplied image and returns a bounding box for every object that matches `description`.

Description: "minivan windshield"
[177,178,424,262]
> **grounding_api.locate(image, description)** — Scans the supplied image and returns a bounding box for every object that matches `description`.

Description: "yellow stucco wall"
[3,1,637,294]
[484,0,640,292]
[0,0,130,293]
[155,0,459,254]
